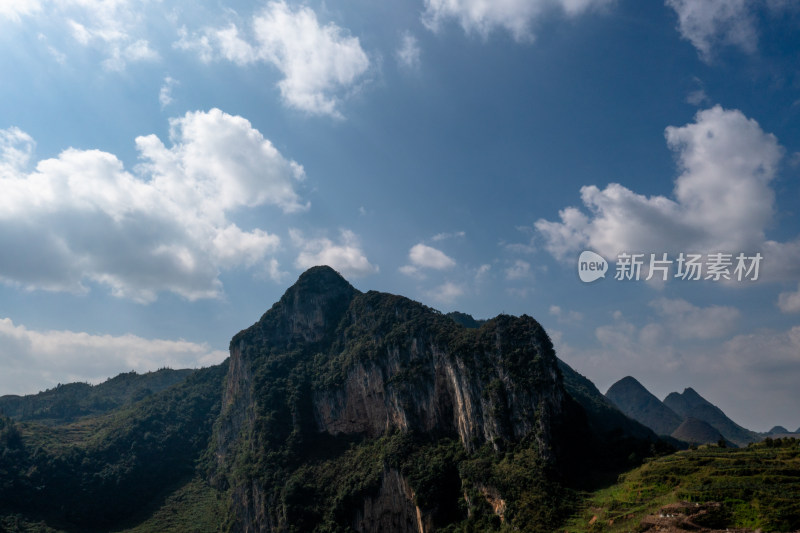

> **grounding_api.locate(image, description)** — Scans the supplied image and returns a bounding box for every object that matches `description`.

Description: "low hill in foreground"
[564,438,800,533]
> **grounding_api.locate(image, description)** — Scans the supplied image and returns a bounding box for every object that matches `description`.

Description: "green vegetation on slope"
[0,368,194,425]
[0,364,227,531]
[564,438,800,533]
[266,431,579,533]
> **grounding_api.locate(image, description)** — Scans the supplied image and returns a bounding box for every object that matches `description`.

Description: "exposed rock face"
[213,266,571,532]
[354,468,424,533]
[606,376,683,436]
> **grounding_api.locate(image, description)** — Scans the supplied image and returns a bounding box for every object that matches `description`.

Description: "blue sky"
[1,0,799,432]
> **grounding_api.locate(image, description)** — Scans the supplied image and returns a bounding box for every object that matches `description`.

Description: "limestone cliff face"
[213,266,570,532]
[312,302,564,456]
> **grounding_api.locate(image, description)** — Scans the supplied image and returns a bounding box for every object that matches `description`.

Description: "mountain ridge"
[605,376,683,436]
[663,387,760,447]
[0,368,194,425]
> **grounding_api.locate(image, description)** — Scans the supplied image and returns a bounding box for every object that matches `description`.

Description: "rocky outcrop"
[211,266,614,532]
[354,468,425,533]
[312,311,564,455]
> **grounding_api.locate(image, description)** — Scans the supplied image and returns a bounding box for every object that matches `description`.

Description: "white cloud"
[422,0,612,42]
[475,263,492,281]
[686,89,708,106]
[505,259,531,280]
[549,305,583,323]
[649,297,739,340]
[159,76,178,108]
[432,230,465,241]
[175,26,214,62]
[407,243,456,271]
[181,1,370,117]
[535,106,795,280]
[19,0,162,70]
[665,0,757,61]
[426,281,465,304]
[0,0,41,22]
[778,284,800,313]
[0,109,305,302]
[0,127,35,176]
[396,32,421,69]
[291,228,378,278]
[0,317,226,396]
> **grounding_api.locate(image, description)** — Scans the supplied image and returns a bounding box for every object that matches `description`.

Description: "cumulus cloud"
[778,284,800,313]
[535,106,795,280]
[0,109,306,302]
[396,32,421,69]
[426,281,465,304]
[179,1,370,117]
[291,228,378,278]
[400,243,456,277]
[0,317,227,396]
[422,0,612,42]
[665,0,757,61]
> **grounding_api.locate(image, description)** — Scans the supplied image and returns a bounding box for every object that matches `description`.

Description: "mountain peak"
[616,376,644,388]
[681,387,702,399]
[292,265,355,292]
[276,265,359,314]
[606,376,683,436]
[232,266,359,350]
[663,387,758,447]
[768,425,790,435]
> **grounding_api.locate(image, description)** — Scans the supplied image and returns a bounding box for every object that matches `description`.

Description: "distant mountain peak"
[616,376,645,388]
[663,387,758,447]
[681,387,702,399]
[768,425,790,435]
[606,377,682,436]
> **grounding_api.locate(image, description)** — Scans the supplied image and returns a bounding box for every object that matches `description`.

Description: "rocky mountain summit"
[210,266,657,531]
